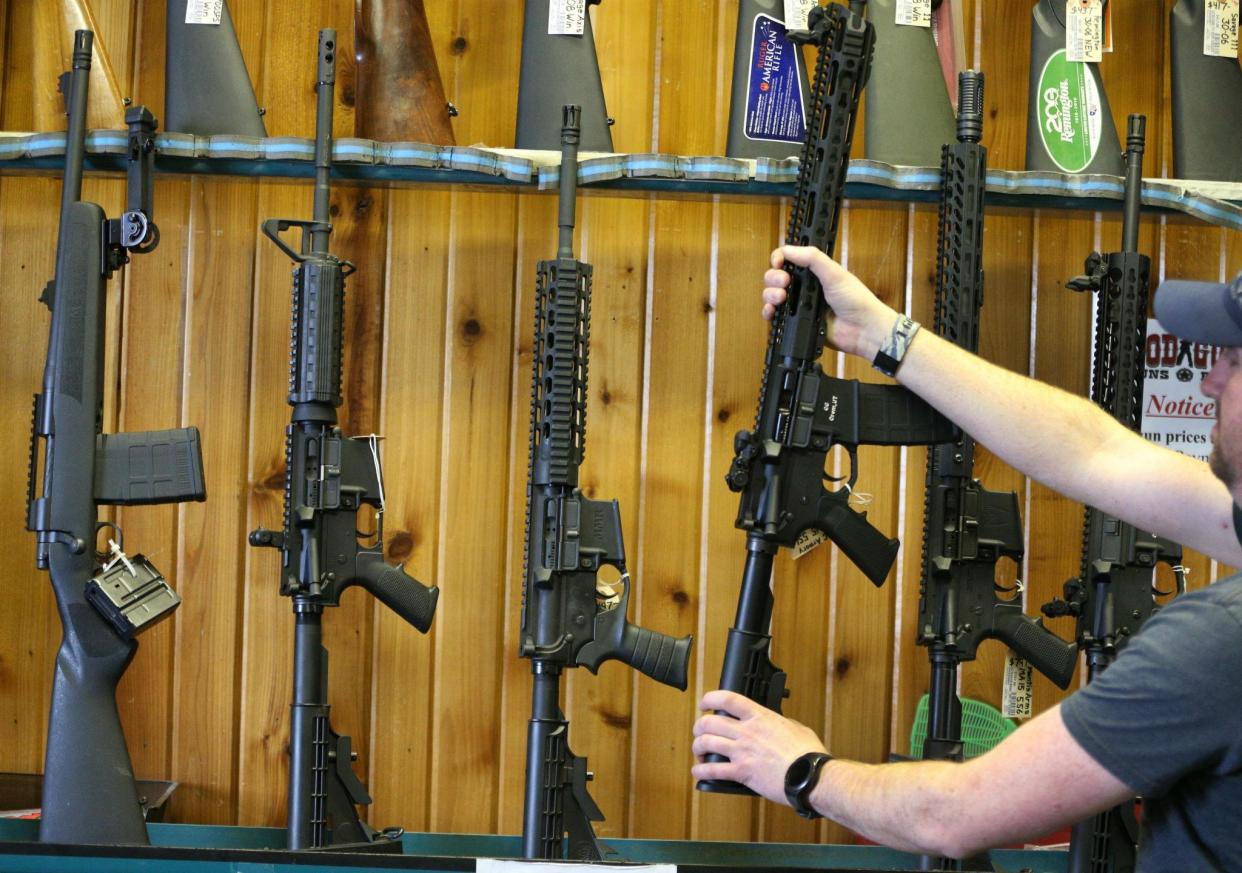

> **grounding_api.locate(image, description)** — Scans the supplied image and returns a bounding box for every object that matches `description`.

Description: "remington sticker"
[744,14,807,144]
[1036,49,1104,173]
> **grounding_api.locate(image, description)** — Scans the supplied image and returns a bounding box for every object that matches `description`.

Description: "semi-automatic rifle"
[519,105,692,861]
[916,70,1077,873]
[699,0,957,796]
[1040,115,1186,873]
[248,29,439,852]
[29,30,207,845]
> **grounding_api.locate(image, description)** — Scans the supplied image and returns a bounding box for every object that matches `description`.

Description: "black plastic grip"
[818,496,899,586]
[618,622,692,690]
[356,552,439,633]
[996,612,1078,690]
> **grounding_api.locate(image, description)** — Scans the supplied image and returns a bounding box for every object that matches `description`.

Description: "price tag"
[1001,652,1034,719]
[548,0,586,35]
[185,0,223,25]
[1205,0,1240,58]
[1066,0,1103,63]
[792,528,826,559]
[896,0,932,27]
[784,0,817,31]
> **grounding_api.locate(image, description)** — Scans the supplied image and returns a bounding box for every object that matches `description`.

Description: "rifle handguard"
[355,552,439,633]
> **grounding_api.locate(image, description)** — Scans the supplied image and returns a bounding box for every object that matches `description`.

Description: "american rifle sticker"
[743,14,807,144]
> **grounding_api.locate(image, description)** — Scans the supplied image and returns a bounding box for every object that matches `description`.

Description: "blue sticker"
[745,14,806,144]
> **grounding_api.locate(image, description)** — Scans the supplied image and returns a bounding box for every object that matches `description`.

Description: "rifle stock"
[164,0,267,136]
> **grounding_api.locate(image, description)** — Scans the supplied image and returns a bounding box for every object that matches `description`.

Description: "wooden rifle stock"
[354,0,455,144]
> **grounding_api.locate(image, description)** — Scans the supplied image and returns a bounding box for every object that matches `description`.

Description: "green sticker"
[1036,49,1104,173]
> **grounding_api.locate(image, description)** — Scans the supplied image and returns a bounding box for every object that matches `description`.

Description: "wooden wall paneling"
[1026,209,1095,712]
[1099,2,1166,176]
[29,0,126,129]
[235,0,335,828]
[0,0,8,113]
[820,202,908,844]
[976,0,1033,171]
[113,0,186,787]
[691,198,776,843]
[593,0,656,154]
[495,188,555,838]
[892,206,936,758]
[628,0,722,840]
[1161,219,1229,593]
[426,0,523,833]
[365,187,451,833]
[91,0,138,95]
[0,174,61,775]
[2,2,36,131]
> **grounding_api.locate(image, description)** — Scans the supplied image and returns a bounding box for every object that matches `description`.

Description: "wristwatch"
[784,751,832,819]
[872,314,920,377]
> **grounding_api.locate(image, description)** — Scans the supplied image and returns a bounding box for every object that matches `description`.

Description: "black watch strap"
[872,315,920,377]
[784,751,832,819]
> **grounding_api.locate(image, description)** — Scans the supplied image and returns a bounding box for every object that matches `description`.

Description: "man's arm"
[762,245,1241,566]
[691,690,1133,859]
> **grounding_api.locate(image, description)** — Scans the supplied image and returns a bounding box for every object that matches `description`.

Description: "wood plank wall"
[0,0,1237,844]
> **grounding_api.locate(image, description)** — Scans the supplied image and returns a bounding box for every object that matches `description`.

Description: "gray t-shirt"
[1060,572,1242,871]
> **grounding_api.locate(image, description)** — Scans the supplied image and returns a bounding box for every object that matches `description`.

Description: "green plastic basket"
[908,694,1017,760]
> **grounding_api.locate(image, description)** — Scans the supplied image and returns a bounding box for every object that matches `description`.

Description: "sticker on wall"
[1139,318,1220,462]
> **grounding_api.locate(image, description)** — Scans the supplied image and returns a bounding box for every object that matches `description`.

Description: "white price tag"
[185,0,223,25]
[784,0,817,30]
[1205,0,1240,57]
[1066,0,1103,63]
[548,0,586,35]
[1001,652,1034,720]
[896,0,932,27]
[792,528,826,559]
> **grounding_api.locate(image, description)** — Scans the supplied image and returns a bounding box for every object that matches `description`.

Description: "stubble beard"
[1210,443,1236,490]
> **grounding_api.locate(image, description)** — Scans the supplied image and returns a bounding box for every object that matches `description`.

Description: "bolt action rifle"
[1040,115,1186,873]
[698,0,958,796]
[519,105,692,860]
[29,30,207,845]
[916,71,1078,873]
[248,29,439,852]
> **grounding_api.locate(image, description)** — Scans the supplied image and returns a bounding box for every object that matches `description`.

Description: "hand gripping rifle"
[1040,116,1186,873]
[519,105,692,860]
[916,71,1077,873]
[29,31,207,845]
[248,30,439,852]
[698,1,956,795]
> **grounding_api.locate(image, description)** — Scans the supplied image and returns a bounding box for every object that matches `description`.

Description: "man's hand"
[762,245,899,361]
[691,690,828,806]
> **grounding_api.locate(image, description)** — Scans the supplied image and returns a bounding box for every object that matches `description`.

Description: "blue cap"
[1154,273,1242,347]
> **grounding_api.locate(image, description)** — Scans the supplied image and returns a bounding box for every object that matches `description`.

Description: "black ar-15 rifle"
[699,0,956,795]
[519,105,692,861]
[248,29,439,852]
[916,70,1077,873]
[29,30,207,845]
[1039,115,1185,873]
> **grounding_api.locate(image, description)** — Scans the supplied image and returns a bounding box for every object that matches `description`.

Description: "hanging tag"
[1205,0,1240,58]
[896,0,933,27]
[185,0,223,25]
[1065,0,1103,63]
[784,0,816,31]
[548,0,587,35]
[1001,652,1035,719]
[792,528,826,559]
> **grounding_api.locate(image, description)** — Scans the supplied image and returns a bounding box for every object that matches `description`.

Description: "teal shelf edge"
[0,130,1238,230]
[0,820,1068,872]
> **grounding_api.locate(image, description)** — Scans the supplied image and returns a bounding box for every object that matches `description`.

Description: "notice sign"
[1140,319,1220,461]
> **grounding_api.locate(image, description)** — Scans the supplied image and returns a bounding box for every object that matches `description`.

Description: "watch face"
[786,754,815,792]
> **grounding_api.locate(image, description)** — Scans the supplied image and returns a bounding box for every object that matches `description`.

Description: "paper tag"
[548,0,587,35]
[784,0,816,31]
[896,0,932,27]
[1205,0,1240,57]
[1001,652,1034,719]
[185,0,223,25]
[1066,0,1103,63]
[792,528,826,559]
[479,862,675,873]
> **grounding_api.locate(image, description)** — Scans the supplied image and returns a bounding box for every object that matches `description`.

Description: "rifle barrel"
[312,29,336,253]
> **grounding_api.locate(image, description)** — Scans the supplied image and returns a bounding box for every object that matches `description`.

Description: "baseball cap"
[1155,272,1242,347]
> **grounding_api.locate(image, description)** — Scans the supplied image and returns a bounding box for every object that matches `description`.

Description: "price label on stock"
[1066,0,1103,63]
[896,0,932,27]
[548,0,586,35]
[1001,653,1034,719]
[185,0,223,25]
[1205,0,1240,57]
[784,0,816,31]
